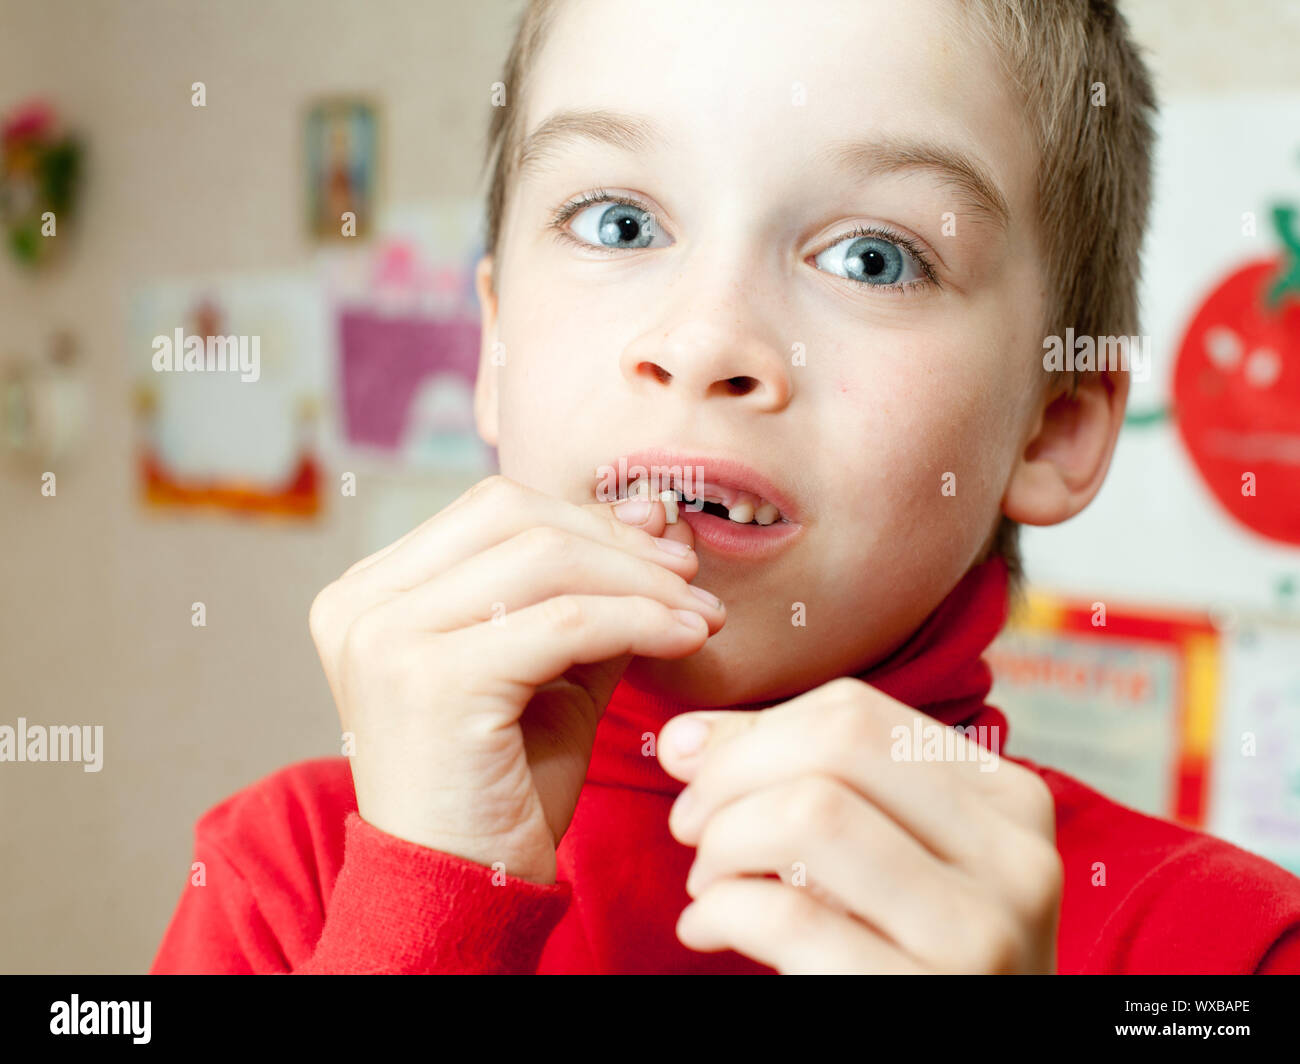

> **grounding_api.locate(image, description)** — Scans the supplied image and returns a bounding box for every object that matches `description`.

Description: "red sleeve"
[152,811,572,975]
[1255,926,1300,974]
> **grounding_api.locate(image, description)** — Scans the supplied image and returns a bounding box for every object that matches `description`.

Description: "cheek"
[492,289,638,492]
[824,337,1017,527]
[493,318,585,482]
[496,358,592,486]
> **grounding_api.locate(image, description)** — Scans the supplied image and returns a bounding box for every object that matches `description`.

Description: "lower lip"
[678,507,802,559]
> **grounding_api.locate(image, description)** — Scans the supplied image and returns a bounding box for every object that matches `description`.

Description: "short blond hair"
[479,0,1158,600]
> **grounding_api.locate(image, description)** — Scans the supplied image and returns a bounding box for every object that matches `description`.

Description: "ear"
[1003,360,1130,526]
[473,254,500,447]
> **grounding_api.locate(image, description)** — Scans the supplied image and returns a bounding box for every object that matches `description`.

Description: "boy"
[152,0,1300,973]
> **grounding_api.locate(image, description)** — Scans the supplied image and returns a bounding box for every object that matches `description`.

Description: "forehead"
[522,0,1033,219]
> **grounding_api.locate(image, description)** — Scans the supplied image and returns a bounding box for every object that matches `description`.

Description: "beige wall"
[0,0,519,974]
[0,0,1296,974]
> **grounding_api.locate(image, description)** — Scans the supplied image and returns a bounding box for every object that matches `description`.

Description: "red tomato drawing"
[1173,252,1300,545]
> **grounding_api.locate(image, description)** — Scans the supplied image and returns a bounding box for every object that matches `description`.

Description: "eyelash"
[548,188,650,250]
[830,225,940,293]
[548,188,941,294]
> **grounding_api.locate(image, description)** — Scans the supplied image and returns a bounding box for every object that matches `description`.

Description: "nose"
[618,316,793,412]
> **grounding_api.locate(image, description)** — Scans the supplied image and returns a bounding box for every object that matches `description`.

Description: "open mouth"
[599,451,804,559]
[619,475,789,526]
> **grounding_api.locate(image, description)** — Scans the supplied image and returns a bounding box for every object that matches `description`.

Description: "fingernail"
[653,536,692,556]
[672,609,706,630]
[688,585,721,609]
[614,499,654,525]
[667,716,709,755]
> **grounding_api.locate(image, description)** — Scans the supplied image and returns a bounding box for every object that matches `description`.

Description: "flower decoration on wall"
[0,99,83,268]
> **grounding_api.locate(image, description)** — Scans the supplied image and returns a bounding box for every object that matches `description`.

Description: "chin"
[624,640,818,709]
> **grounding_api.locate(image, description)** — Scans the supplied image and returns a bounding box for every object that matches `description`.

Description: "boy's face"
[476,0,1052,705]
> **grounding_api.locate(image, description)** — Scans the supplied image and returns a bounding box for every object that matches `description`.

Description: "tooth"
[659,489,679,524]
[754,501,780,525]
[728,493,757,524]
[628,478,651,500]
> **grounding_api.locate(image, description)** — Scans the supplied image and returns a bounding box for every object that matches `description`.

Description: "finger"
[658,707,761,779]
[663,684,1009,864]
[314,481,701,706]
[661,679,1003,788]
[350,475,695,591]
[378,526,725,634]
[440,593,714,710]
[676,877,926,974]
[327,489,694,668]
[684,774,971,967]
[346,482,695,579]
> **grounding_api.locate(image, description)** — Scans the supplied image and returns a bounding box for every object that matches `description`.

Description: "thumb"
[657,708,758,781]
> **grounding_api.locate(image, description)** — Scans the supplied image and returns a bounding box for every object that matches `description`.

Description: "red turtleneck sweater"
[151,558,1300,974]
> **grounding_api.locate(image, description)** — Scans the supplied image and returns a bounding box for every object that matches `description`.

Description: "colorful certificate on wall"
[988,591,1220,828]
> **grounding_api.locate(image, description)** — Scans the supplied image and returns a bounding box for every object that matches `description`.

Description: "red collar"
[587,555,1011,794]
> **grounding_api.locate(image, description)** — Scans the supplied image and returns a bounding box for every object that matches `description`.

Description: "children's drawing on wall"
[305,97,378,242]
[1018,95,1300,614]
[1171,203,1300,547]
[322,198,494,474]
[130,275,331,518]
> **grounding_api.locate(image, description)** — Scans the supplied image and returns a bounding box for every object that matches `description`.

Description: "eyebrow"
[813,135,1011,230]
[517,109,668,180]
[517,109,1011,230]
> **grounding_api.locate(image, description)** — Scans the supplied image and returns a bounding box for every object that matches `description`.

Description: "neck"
[586,555,1012,795]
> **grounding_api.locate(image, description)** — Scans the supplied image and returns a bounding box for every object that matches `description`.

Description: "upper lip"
[601,447,804,523]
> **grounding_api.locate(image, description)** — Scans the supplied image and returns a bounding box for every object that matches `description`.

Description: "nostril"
[719,376,758,397]
[635,362,672,384]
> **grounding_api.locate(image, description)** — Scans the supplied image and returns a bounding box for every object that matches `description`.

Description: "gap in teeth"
[626,478,781,524]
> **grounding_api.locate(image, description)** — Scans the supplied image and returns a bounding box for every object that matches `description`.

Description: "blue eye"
[814,230,929,288]
[567,199,669,250]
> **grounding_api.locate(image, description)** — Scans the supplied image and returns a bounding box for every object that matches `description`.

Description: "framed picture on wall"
[304,96,379,242]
